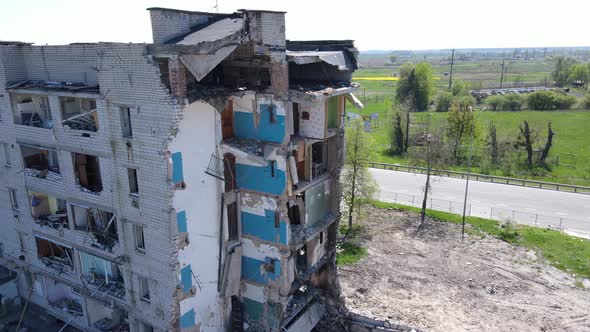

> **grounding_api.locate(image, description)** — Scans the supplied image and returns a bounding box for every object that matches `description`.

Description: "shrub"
[527,91,555,110]
[453,95,476,109]
[528,90,577,110]
[503,93,525,111]
[584,94,590,109]
[486,95,504,111]
[435,91,453,112]
[553,93,577,109]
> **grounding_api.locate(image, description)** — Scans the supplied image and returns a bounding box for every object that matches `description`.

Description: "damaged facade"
[0,7,361,332]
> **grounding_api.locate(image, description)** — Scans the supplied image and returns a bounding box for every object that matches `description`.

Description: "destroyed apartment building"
[0,7,362,332]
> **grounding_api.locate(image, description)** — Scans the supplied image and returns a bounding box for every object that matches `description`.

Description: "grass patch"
[370,200,590,278]
[362,108,590,186]
[336,224,368,265]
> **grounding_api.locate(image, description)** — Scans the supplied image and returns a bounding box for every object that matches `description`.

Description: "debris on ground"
[338,206,590,332]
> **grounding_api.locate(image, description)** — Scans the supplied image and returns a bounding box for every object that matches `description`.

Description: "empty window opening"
[292,103,300,135]
[71,205,117,251]
[138,322,154,332]
[73,153,103,193]
[2,143,11,166]
[11,93,52,128]
[311,142,326,179]
[320,231,324,244]
[60,97,98,132]
[139,276,150,302]
[29,192,68,229]
[86,298,129,331]
[128,168,139,195]
[21,145,60,176]
[223,153,236,192]
[36,237,73,271]
[156,58,171,92]
[270,160,276,178]
[265,258,277,274]
[301,111,310,120]
[120,107,133,138]
[80,251,125,299]
[227,202,238,241]
[296,245,307,271]
[9,188,18,210]
[287,200,301,225]
[134,224,145,251]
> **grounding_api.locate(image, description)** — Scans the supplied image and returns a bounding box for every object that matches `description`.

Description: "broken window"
[287,200,302,225]
[29,192,68,229]
[227,202,238,241]
[311,142,326,179]
[36,237,73,271]
[320,231,324,244]
[11,93,52,128]
[80,251,125,299]
[139,276,150,302]
[71,205,118,251]
[45,278,83,316]
[269,105,277,124]
[120,107,133,138]
[292,103,300,135]
[134,224,145,251]
[265,258,277,273]
[60,97,98,132]
[20,145,60,177]
[73,153,103,193]
[128,168,139,195]
[9,188,18,210]
[2,143,11,166]
[302,111,310,120]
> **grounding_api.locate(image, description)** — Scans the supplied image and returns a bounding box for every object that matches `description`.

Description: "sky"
[1,0,589,51]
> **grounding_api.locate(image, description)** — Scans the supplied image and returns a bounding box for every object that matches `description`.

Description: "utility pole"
[448,48,455,90]
[214,0,219,12]
[499,59,505,88]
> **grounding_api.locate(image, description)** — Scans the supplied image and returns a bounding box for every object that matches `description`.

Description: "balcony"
[73,153,103,193]
[29,192,68,229]
[80,251,126,300]
[10,93,53,129]
[21,144,61,180]
[72,205,118,252]
[45,278,84,317]
[60,96,98,132]
[35,237,74,274]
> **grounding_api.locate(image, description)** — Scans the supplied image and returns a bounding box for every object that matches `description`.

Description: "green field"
[351,98,590,186]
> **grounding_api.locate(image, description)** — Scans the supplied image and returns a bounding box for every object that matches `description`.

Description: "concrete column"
[168,56,187,98]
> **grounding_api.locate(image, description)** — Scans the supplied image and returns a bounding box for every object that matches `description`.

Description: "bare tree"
[519,120,534,169]
[411,117,450,225]
[488,122,499,165]
[342,119,376,228]
[538,122,555,167]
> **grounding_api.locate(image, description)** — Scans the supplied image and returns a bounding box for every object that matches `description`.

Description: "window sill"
[135,248,146,254]
[141,297,151,303]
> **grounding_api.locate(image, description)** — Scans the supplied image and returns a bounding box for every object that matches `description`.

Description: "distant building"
[0,7,361,332]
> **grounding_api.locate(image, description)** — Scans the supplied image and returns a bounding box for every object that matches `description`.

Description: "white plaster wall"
[299,101,326,140]
[169,101,225,331]
[240,192,277,216]
[241,237,281,261]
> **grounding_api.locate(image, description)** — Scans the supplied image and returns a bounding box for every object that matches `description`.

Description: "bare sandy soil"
[338,206,590,332]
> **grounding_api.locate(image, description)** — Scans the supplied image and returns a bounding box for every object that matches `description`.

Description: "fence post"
[394,193,398,204]
[490,208,493,219]
[449,201,452,212]
[512,210,516,219]
[534,214,538,226]
[430,197,433,209]
[412,195,415,205]
[559,218,563,229]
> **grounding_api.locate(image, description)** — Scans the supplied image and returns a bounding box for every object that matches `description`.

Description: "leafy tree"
[396,62,435,152]
[553,93,577,109]
[342,119,377,228]
[396,62,435,112]
[388,54,398,64]
[435,91,453,112]
[486,95,504,111]
[551,56,577,87]
[569,63,589,87]
[451,80,468,97]
[583,94,590,108]
[390,111,405,153]
[447,103,477,161]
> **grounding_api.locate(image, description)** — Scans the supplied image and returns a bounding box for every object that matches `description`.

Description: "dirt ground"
[338,206,590,332]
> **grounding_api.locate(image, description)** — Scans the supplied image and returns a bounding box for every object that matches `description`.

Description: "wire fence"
[376,189,587,234]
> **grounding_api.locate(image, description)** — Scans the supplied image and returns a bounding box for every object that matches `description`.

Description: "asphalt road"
[370,168,590,239]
